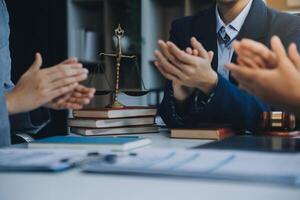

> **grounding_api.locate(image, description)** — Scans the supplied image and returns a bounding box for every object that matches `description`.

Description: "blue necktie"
[218,26,231,46]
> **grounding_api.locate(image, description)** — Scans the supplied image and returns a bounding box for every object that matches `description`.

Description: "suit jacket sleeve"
[158,20,271,131]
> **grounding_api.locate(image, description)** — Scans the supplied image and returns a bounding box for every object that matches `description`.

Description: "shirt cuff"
[192,75,220,111]
[169,87,195,126]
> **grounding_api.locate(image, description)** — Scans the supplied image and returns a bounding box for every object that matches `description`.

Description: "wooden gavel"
[261,112,296,131]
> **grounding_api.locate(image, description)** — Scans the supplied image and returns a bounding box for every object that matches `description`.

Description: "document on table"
[0,149,89,172]
[83,148,300,187]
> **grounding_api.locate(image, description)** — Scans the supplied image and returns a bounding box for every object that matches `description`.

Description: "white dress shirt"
[216,0,253,80]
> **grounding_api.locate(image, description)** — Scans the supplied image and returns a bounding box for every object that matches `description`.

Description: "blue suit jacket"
[159,0,300,131]
[0,0,50,147]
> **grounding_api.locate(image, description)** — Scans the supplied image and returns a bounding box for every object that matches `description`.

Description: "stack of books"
[69,107,159,136]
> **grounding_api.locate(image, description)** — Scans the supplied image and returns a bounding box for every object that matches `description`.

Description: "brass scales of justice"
[91,24,148,108]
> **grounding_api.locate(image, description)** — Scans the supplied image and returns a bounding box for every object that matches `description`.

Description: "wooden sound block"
[259,131,300,138]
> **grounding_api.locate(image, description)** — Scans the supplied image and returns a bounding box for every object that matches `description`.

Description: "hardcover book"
[72,106,157,119]
[68,117,155,128]
[71,125,159,136]
[29,136,152,151]
[170,128,235,140]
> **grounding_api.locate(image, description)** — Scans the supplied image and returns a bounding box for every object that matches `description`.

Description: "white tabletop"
[0,132,299,200]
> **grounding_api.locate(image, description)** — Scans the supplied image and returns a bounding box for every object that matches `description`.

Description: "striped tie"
[218,26,231,46]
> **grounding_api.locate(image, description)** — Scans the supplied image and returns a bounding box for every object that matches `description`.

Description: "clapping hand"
[45,57,95,110]
[154,37,217,104]
[225,36,300,114]
[6,53,95,114]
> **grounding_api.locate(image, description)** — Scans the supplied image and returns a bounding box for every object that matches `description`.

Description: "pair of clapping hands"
[154,36,300,115]
[154,37,218,103]
[6,53,96,115]
[226,36,300,114]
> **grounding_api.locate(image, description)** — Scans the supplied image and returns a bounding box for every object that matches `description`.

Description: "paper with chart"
[83,148,300,186]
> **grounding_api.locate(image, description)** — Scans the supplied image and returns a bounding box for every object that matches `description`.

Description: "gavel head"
[261,112,296,131]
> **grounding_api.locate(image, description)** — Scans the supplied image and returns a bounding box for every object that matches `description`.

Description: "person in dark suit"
[154,0,300,131]
[0,0,95,147]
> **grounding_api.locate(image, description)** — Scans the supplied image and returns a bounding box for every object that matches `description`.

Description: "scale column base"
[108,100,125,108]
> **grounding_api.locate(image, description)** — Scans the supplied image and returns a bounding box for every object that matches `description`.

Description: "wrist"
[173,84,195,102]
[5,92,18,115]
[198,72,218,95]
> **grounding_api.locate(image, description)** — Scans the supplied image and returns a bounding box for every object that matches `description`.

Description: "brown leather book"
[170,128,235,140]
[71,125,159,136]
[72,106,157,119]
[68,117,155,128]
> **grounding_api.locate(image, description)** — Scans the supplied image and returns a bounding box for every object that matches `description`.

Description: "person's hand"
[46,85,96,110]
[232,38,277,69]
[154,37,217,101]
[6,53,89,115]
[226,36,300,114]
[45,57,96,110]
[155,40,194,102]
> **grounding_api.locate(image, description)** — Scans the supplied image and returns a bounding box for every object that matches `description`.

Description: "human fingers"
[60,57,78,64]
[66,96,91,105]
[208,51,214,63]
[186,47,193,55]
[27,53,43,73]
[55,93,72,104]
[74,84,95,93]
[233,40,273,68]
[192,49,199,56]
[44,67,88,83]
[47,73,88,92]
[72,89,95,99]
[239,39,273,61]
[75,85,96,98]
[158,40,184,70]
[225,63,252,92]
[166,42,196,65]
[45,63,84,76]
[186,47,200,57]
[51,91,92,109]
[154,50,189,80]
[237,56,260,69]
[190,37,209,59]
[225,63,257,83]
[288,43,300,71]
[271,36,287,62]
[48,82,79,101]
[154,61,183,85]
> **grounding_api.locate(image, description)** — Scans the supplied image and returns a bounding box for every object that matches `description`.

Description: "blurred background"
[5,0,300,139]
